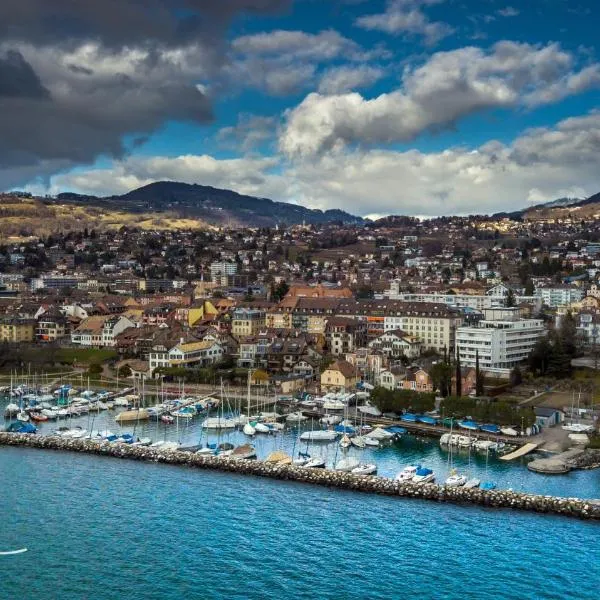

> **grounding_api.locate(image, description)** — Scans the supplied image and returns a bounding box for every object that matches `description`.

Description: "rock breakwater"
[2,433,600,521]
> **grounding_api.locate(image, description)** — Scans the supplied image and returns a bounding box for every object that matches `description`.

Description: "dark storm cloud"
[0,0,290,189]
[0,50,49,99]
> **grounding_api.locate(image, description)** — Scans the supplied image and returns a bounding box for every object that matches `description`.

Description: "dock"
[527,448,585,474]
[499,443,539,461]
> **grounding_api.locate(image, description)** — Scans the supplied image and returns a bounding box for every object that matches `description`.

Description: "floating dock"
[499,443,539,461]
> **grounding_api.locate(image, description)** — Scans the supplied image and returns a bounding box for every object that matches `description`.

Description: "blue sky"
[3,0,600,216]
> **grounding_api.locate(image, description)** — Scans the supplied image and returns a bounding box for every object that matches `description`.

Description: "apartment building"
[231,308,266,338]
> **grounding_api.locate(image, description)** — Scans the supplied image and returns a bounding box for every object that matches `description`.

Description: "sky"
[1,0,600,218]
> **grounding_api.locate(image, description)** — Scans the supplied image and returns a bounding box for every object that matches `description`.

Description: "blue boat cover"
[479,424,500,433]
[458,420,479,430]
[385,426,407,434]
[418,416,437,425]
[401,413,418,422]
[334,424,356,434]
[415,467,432,476]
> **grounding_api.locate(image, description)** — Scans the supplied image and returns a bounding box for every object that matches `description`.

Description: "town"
[1,198,599,456]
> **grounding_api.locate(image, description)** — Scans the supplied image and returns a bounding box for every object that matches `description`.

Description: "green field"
[55,348,118,365]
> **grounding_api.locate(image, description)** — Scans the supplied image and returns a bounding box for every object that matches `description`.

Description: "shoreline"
[2,432,600,521]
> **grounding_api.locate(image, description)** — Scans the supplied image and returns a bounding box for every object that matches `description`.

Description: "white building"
[149,341,223,373]
[535,286,584,308]
[210,261,237,285]
[456,308,545,376]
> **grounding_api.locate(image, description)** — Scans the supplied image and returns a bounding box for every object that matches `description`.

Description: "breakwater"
[2,432,599,521]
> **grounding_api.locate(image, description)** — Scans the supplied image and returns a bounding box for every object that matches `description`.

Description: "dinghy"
[351,463,377,476]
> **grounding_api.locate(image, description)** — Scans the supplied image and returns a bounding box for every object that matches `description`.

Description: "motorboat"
[395,465,420,482]
[479,424,500,434]
[243,422,256,436]
[457,435,472,448]
[4,403,20,417]
[196,447,215,455]
[202,417,237,429]
[16,411,29,422]
[418,415,437,425]
[385,426,407,435]
[231,444,257,460]
[500,427,519,436]
[480,481,497,490]
[293,455,310,466]
[335,457,360,472]
[322,398,345,411]
[445,471,467,487]
[335,424,356,435]
[352,463,377,476]
[285,411,308,423]
[320,415,342,425]
[364,437,380,447]
[254,422,272,434]
[357,404,382,417]
[400,413,419,423]
[412,467,435,484]
[474,440,498,452]
[300,430,337,442]
[367,427,394,440]
[351,436,366,449]
[265,450,292,465]
[29,413,48,422]
[458,420,479,431]
[171,407,196,419]
[562,423,594,433]
[305,457,326,468]
[464,478,481,489]
[161,415,174,424]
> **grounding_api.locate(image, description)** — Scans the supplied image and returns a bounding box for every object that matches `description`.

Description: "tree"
[510,365,522,387]
[505,288,516,307]
[271,280,290,302]
[524,279,535,296]
[118,365,132,378]
[559,311,578,358]
[455,352,462,398]
[475,350,484,396]
[430,360,452,397]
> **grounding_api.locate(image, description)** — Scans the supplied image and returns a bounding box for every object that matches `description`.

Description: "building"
[231,308,266,338]
[0,318,36,343]
[71,315,135,347]
[325,317,367,356]
[534,407,564,428]
[167,341,223,369]
[285,283,353,299]
[535,286,584,308]
[321,359,358,392]
[456,308,545,376]
[36,309,69,342]
[31,275,82,291]
[368,330,422,359]
[210,261,237,286]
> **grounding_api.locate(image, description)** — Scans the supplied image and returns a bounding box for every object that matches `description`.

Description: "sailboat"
[242,372,256,435]
[464,428,480,489]
[480,446,496,490]
[444,419,467,486]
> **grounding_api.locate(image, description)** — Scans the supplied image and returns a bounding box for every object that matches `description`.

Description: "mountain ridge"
[55,181,363,228]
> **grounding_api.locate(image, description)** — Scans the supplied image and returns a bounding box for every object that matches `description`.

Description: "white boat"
[351,436,367,449]
[41,409,58,419]
[300,430,338,442]
[16,411,29,422]
[357,404,382,417]
[113,397,130,407]
[160,442,180,452]
[305,457,326,468]
[133,437,153,446]
[395,465,420,482]
[364,437,380,447]
[412,468,435,484]
[320,415,342,425]
[232,444,257,460]
[4,403,20,416]
[339,434,352,449]
[293,456,310,466]
[457,435,472,448]
[367,427,394,440]
[322,399,345,411]
[285,411,308,423]
[243,422,256,436]
[445,471,467,487]
[500,427,519,436]
[464,478,481,489]
[202,417,237,429]
[351,463,377,476]
[196,447,215,455]
[62,428,88,439]
[474,440,498,452]
[254,422,271,434]
[335,457,360,472]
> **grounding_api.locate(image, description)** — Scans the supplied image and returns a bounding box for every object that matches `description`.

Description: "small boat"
[395,465,420,482]
[351,463,377,476]
[265,450,292,465]
[115,409,149,423]
[171,407,196,419]
[480,481,497,490]
[293,455,310,466]
[243,422,256,436]
[339,434,352,449]
[285,411,308,423]
[219,442,235,452]
[135,437,153,446]
[254,422,272,434]
[412,467,435,484]
[334,424,356,435]
[400,413,419,423]
[66,428,88,439]
[335,457,360,472]
[445,471,467,487]
[357,404,382,417]
[364,437,380,447]
[562,423,594,433]
[231,444,257,460]
[161,415,174,424]
[41,409,58,419]
[458,420,479,431]
[29,413,48,422]
[160,442,180,452]
[367,427,394,440]
[322,399,345,411]
[16,412,29,422]
[305,457,326,468]
[196,447,215,455]
[320,415,342,425]
[202,417,237,429]
[385,426,407,435]
[4,403,20,417]
[479,424,500,434]
[300,430,337,442]
[464,478,481,489]
[500,427,519,436]
[351,436,366,449]
[417,415,437,425]
[457,435,472,448]
[474,440,498,452]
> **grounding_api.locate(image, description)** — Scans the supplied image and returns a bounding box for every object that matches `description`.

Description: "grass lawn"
[55,348,118,365]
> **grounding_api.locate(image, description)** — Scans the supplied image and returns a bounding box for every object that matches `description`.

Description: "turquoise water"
[1,446,599,600]
[4,401,600,498]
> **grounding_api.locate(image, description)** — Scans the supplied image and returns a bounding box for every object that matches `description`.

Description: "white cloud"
[356,0,454,46]
[279,41,600,157]
[318,65,385,94]
[40,111,600,218]
[497,6,520,17]
[217,114,278,151]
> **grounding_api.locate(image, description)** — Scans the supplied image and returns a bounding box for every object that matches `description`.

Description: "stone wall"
[2,432,599,521]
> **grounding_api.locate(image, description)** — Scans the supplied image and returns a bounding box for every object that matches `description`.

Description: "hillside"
[56,181,362,228]
[492,192,599,221]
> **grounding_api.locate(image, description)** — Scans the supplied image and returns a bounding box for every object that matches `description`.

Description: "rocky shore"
[2,432,600,521]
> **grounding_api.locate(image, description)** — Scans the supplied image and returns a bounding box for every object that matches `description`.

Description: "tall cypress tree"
[455,349,462,398]
[475,349,484,396]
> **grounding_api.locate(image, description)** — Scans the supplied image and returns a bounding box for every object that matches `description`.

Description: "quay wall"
[2,433,600,521]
